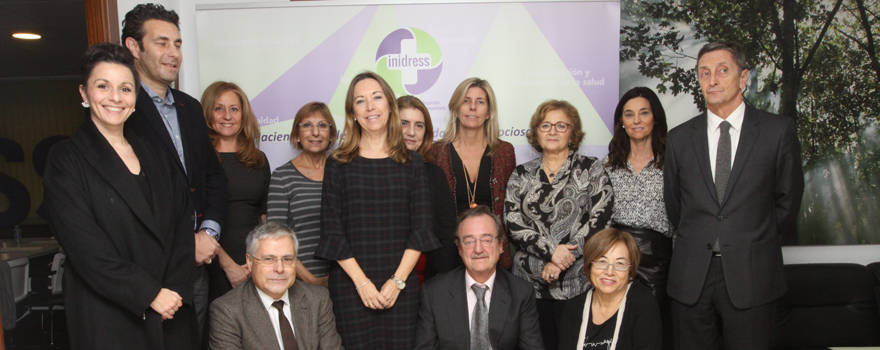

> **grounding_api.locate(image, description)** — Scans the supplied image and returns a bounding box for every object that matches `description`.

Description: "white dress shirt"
[707,102,746,178]
[465,270,497,330]
[256,286,296,348]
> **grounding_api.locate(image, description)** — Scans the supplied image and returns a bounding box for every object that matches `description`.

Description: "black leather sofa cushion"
[773,263,880,349]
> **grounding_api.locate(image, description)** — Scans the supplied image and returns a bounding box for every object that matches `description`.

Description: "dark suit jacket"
[209,279,343,350]
[558,283,662,350]
[44,119,197,349]
[415,266,544,350]
[126,86,227,229]
[664,105,804,308]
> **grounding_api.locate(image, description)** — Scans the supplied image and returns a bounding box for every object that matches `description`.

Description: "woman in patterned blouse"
[505,100,614,350]
[602,86,672,349]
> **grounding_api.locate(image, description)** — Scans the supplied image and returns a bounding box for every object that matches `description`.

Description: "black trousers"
[536,298,568,350]
[671,255,775,350]
[614,224,673,350]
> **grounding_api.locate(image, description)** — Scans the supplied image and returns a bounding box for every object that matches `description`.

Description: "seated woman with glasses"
[267,102,338,287]
[505,100,613,350]
[558,228,661,350]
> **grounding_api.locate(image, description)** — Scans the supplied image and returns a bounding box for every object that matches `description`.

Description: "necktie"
[470,285,490,350]
[715,120,732,204]
[272,300,299,350]
[713,121,732,253]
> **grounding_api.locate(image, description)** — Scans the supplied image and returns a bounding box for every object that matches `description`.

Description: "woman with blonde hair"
[315,72,440,349]
[432,77,516,268]
[201,81,270,301]
[267,101,337,286]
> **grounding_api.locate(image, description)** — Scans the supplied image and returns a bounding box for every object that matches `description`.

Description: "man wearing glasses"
[415,206,544,350]
[209,222,343,350]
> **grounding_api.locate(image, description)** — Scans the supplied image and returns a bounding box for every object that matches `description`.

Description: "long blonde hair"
[438,77,501,155]
[331,71,410,164]
[201,81,264,169]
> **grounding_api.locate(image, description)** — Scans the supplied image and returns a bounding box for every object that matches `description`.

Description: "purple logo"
[375,28,443,95]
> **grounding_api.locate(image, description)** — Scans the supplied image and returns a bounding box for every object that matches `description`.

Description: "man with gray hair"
[664,41,804,349]
[209,222,343,350]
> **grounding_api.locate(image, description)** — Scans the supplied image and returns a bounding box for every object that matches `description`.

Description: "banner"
[197,1,620,170]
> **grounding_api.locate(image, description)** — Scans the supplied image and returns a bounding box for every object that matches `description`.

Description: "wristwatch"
[203,227,219,240]
[391,275,406,290]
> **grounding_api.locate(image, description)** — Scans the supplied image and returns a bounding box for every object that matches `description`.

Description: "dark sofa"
[772,262,880,349]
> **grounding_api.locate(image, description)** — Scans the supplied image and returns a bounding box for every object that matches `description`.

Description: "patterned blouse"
[601,155,673,238]
[505,151,614,300]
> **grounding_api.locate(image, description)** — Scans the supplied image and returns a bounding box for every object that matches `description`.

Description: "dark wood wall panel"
[0,79,84,225]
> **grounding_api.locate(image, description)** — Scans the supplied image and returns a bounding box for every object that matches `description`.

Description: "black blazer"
[414,266,545,350]
[125,86,227,229]
[44,120,197,349]
[558,283,661,350]
[664,105,804,308]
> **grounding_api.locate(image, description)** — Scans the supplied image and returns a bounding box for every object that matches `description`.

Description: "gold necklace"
[462,163,478,208]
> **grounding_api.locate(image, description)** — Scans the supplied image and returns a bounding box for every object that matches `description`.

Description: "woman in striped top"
[267,102,338,287]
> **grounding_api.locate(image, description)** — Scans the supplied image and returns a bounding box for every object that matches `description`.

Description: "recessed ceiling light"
[13,33,41,40]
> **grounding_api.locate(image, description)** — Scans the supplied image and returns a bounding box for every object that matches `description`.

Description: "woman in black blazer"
[558,228,661,350]
[43,43,197,349]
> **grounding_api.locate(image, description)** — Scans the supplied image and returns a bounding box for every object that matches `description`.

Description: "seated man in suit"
[209,222,343,350]
[415,205,544,350]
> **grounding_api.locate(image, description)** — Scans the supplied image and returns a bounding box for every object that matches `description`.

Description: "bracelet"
[355,280,371,290]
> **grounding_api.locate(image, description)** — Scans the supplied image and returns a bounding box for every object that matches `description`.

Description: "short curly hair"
[121,3,180,51]
[525,100,584,153]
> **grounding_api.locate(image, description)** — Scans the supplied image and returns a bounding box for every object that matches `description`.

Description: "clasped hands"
[542,244,578,284]
[355,279,402,310]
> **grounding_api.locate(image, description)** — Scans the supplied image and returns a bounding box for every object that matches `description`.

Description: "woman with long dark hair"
[602,86,672,348]
[398,95,458,279]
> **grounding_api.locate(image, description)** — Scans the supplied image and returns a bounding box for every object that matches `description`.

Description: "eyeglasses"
[591,259,631,271]
[299,122,330,130]
[460,236,499,248]
[538,122,571,133]
[251,255,297,266]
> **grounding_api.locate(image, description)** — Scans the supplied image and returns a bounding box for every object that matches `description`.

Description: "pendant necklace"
[543,158,565,181]
[462,163,479,208]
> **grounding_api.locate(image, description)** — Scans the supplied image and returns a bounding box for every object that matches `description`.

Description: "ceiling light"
[13,33,41,40]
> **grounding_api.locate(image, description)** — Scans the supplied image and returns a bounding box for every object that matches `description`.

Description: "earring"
[622,125,625,129]
[81,101,90,108]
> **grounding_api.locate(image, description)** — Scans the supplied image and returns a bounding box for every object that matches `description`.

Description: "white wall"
[115,0,880,267]
[116,0,283,96]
